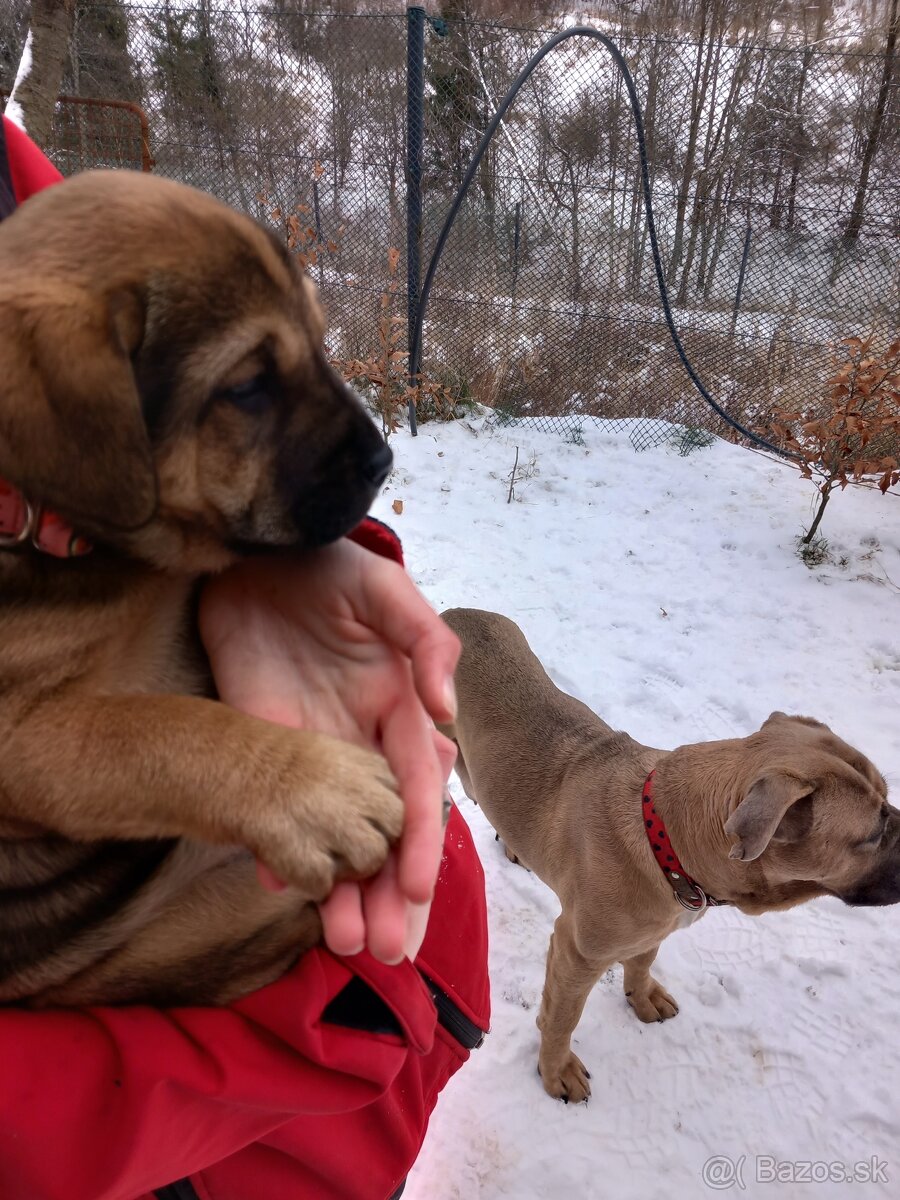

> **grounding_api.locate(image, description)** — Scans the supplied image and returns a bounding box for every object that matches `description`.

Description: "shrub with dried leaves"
[333,248,461,439]
[258,164,344,275]
[770,334,900,545]
[257,182,457,440]
[331,247,406,439]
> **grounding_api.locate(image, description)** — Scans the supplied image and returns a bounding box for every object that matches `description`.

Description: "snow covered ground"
[368,414,900,1200]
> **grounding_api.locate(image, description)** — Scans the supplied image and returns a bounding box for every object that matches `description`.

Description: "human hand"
[198,537,459,963]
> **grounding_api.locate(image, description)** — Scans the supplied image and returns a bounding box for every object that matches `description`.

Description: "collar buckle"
[674,882,709,912]
[0,496,39,548]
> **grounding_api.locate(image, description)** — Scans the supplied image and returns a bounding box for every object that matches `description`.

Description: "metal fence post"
[312,174,325,289]
[406,5,425,436]
[511,199,521,305]
[731,223,752,335]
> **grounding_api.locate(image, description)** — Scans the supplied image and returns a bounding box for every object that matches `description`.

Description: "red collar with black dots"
[642,769,726,912]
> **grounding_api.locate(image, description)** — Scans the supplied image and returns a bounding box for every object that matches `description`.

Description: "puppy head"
[0,170,391,570]
[724,712,899,906]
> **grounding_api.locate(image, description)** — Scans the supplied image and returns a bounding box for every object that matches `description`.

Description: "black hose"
[409,26,791,457]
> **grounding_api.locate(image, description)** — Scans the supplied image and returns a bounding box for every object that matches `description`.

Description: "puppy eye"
[220,373,271,415]
[857,810,889,849]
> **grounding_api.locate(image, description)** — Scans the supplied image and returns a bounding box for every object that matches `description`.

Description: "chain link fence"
[416,15,898,446]
[1,2,897,449]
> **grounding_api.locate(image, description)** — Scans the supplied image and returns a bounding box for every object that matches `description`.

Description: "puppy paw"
[626,979,679,1022]
[538,1051,592,1104]
[244,733,404,898]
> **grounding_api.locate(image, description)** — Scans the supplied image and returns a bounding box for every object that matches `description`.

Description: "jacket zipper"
[419,971,486,1050]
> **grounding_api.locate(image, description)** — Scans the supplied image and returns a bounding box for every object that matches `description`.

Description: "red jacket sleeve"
[2,114,63,200]
[0,948,438,1200]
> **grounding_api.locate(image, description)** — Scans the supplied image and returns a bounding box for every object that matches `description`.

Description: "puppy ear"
[724,774,814,862]
[0,288,156,531]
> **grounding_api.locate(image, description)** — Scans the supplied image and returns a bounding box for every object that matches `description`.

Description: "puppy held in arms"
[441,608,899,1104]
[0,171,402,1007]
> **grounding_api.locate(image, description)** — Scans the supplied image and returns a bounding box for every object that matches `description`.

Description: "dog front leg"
[622,946,679,1022]
[536,912,610,1103]
[1,693,402,900]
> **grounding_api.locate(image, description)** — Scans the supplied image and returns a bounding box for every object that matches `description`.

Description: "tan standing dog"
[441,608,899,1103]
[0,171,403,1007]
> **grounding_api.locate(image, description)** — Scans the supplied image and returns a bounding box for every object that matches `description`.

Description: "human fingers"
[360,853,407,965]
[380,687,445,904]
[319,881,366,958]
[354,556,460,725]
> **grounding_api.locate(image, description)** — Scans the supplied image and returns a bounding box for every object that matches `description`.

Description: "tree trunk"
[802,483,832,544]
[568,161,581,303]
[5,0,76,147]
[677,170,708,305]
[702,214,729,302]
[785,45,815,230]
[667,1,719,283]
[843,0,899,240]
[695,171,725,293]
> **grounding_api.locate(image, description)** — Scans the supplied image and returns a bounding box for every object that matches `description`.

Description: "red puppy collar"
[642,769,726,911]
[0,477,92,558]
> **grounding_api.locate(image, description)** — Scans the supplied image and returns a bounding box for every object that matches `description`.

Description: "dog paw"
[626,979,679,1022]
[538,1051,592,1104]
[243,733,404,898]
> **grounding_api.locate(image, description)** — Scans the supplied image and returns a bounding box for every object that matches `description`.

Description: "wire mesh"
[0,2,896,449]
[417,17,899,446]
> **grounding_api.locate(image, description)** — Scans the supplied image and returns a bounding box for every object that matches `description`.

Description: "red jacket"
[1,113,62,201]
[0,116,490,1200]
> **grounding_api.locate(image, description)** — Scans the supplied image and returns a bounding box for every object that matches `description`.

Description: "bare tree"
[5,0,75,144]
[843,0,899,240]
[666,0,725,284]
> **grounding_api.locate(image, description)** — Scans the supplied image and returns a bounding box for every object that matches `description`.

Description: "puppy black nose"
[364,441,393,487]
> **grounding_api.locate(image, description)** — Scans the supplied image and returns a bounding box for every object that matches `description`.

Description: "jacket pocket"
[154,1180,201,1200]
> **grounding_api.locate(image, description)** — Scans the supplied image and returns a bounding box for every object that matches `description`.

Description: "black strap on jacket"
[155,1175,408,1199]
[0,116,18,220]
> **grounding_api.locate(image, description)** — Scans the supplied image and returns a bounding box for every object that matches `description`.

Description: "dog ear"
[724,774,815,862]
[0,288,156,531]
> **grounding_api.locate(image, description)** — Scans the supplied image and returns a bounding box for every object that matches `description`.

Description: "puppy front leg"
[622,946,679,1022]
[1,693,403,901]
[536,912,610,1104]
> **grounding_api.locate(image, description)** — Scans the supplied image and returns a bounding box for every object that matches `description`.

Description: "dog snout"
[364,441,393,488]
[279,395,390,548]
[839,858,900,907]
